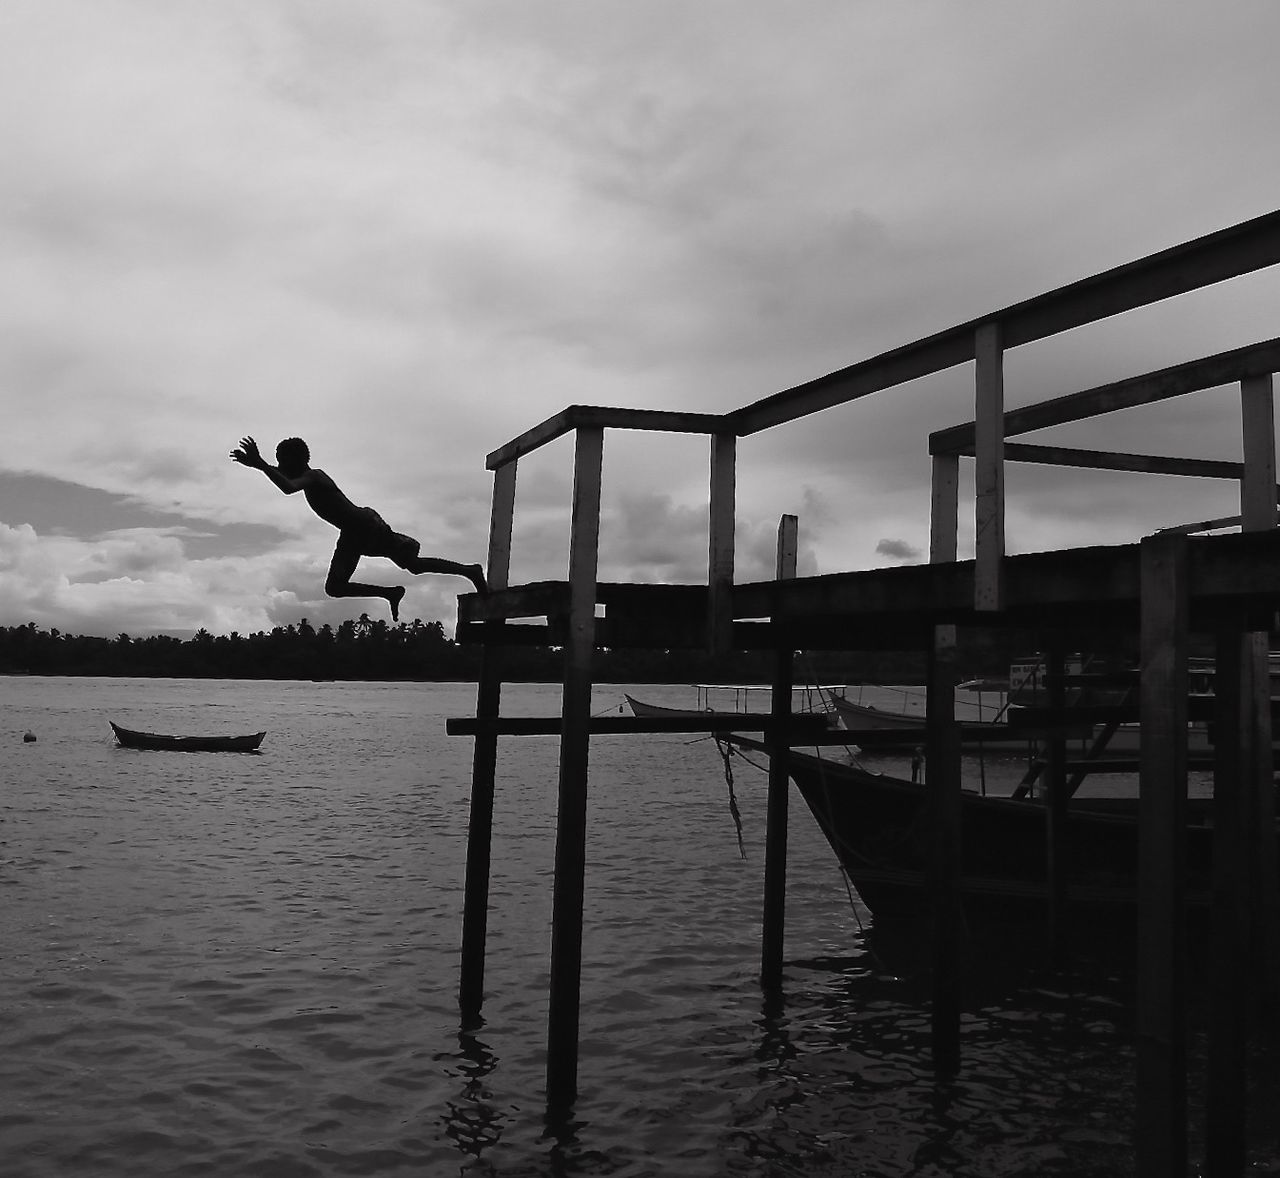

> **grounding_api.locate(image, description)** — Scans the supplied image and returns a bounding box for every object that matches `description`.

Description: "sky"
[3,1,1280,638]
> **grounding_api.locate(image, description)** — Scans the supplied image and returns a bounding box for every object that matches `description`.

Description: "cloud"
[875,538,922,562]
[2,1,1280,638]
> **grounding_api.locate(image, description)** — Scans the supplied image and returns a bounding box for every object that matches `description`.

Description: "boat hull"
[727,736,1222,922]
[110,722,265,753]
[830,695,1033,751]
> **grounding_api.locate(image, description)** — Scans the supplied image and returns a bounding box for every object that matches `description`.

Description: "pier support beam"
[1239,370,1280,1020]
[1136,531,1188,1178]
[1044,641,1069,962]
[927,621,963,1074]
[1207,624,1252,1176]
[761,515,798,991]
[460,460,517,1019]
[546,427,604,1112]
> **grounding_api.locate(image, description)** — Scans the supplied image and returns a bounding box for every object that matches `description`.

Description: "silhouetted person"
[231,436,486,620]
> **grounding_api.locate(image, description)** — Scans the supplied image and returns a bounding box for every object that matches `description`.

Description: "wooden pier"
[447,209,1280,1172]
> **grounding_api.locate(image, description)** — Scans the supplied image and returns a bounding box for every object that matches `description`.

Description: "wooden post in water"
[1208,622,1249,1176]
[760,514,798,991]
[460,460,517,1019]
[1043,642,1069,961]
[1240,371,1280,1021]
[927,621,963,1074]
[545,427,604,1111]
[1136,531,1188,1178]
[1207,371,1280,1171]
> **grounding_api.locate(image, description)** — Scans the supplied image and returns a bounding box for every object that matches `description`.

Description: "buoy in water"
[23,731,36,742]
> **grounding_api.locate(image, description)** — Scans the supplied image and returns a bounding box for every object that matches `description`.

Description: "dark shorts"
[333,507,420,567]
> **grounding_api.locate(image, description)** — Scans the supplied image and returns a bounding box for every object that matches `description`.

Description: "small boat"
[829,693,1040,751]
[723,734,1230,922]
[626,684,845,727]
[110,721,265,753]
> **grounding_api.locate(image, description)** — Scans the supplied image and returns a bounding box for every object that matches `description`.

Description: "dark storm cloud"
[0,472,290,559]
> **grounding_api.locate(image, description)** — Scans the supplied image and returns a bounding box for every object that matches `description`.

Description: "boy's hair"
[276,437,310,467]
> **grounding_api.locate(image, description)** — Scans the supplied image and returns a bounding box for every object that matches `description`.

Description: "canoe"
[724,734,1229,922]
[624,692,841,727]
[110,721,265,753]
[830,694,1045,751]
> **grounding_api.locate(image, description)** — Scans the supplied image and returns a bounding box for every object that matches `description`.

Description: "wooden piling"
[1207,624,1249,1176]
[760,515,798,991]
[927,621,963,1074]
[1044,642,1069,961]
[1136,532,1188,1178]
[459,642,502,1019]
[545,426,604,1111]
[459,460,517,1019]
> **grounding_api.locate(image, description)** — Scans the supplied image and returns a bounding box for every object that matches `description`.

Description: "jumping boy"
[231,436,486,621]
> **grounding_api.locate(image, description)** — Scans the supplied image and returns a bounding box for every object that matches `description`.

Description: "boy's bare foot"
[388,585,405,621]
[468,564,488,594]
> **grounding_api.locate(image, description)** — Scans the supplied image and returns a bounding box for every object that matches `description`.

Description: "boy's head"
[276,437,310,474]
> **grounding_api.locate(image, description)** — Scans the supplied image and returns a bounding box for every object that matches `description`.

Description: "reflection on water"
[1,677,1277,1176]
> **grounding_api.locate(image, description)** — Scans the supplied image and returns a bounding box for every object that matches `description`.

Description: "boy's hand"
[230,437,265,469]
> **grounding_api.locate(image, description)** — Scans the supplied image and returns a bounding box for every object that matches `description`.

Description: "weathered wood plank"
[486,460,518,591]
[931,337,1280,454]
[928,621,963,1074]
[761,515,798,991]
[445,713,833,736]
[1241,373,1277,531]
[1136,532,1188,1178]
[486,405,729,470]
[731,211,1280,435]
[546,425,604,1110]
[997,444,1251,480]
[930,453,959,563]
[974,323,1005,611]
[708,432,737,654]
[1207,626,1249,1175]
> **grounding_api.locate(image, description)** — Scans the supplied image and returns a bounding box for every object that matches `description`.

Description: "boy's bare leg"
[326,546,404,619]
[403,556,487,594]
[325,578,404,620]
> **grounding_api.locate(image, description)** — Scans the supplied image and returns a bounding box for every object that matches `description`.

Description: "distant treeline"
[0,619,934,683]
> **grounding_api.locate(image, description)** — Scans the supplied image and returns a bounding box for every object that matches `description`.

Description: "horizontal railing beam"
[445,713,834,737]
[930,338,1280,454]
[996,444,1259,481]
[730,211,1280,436]
[486,405,730,470]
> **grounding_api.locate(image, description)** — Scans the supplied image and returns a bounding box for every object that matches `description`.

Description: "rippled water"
[1,676,1276,1176]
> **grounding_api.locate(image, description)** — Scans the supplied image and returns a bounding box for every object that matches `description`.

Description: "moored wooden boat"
[110,721,265,753]
[831,694,1036,750]
[625,684,844,727]
[724,734,1229,922]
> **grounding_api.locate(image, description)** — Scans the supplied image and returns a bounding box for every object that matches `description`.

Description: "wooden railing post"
[760,514,797,991]
[708,432,737,654]
[974,322,1005,611]
[930,452,959,564]
[460,459,517,1018]
[546,427,604,1112]
[927,620,963,1074]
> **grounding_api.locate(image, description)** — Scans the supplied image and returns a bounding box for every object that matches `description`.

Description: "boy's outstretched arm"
[230,436,308,494]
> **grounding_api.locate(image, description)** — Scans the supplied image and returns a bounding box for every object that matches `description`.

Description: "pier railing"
[475,210,1280,643]
[481,405,739,651]
[463,210,1280,1157]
